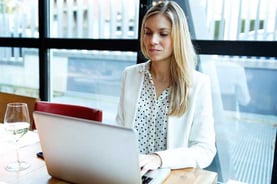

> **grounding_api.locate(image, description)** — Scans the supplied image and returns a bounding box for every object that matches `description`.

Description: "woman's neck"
[150,61,171,83]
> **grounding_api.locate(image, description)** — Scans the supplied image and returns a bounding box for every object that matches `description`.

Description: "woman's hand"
[139,154,162,176]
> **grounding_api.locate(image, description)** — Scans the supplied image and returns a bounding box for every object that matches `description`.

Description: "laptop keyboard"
[141,175,153,184]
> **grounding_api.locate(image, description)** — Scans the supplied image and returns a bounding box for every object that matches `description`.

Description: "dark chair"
[33,101,102,129]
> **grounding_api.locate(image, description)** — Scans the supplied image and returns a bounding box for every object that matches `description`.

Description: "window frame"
[0,0,276,100]
[0,0,276,183]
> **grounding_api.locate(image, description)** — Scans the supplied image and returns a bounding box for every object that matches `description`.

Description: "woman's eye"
[160,33,169,37]
[144,31,152,36]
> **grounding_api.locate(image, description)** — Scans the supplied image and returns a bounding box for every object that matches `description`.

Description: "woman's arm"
[156,73,216,169]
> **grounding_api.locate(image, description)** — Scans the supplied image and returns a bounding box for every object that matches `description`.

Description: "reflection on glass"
[189,0,276,41]
[0,47,39,97]
[50,49,137,123]
[0,0,38,38]
[200,55,276,184]
[49,0,139,39]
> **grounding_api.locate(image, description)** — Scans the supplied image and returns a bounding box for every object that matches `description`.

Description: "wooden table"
[0,127,217,184]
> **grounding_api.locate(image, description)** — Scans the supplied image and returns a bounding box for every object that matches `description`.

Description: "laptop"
[33,111,170,184]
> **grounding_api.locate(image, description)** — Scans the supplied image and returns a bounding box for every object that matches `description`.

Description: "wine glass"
[3,102,31,171]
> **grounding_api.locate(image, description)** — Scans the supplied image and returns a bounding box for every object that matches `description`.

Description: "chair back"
[33,101,102,129]
[0,92,39,129]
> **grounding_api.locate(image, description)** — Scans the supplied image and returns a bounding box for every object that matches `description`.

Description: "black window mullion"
[193,40,277,57]
[45,39,138,51]
[137,0,152,64]
[39,0,50,101]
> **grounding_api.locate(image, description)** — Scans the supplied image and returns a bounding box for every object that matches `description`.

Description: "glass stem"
[15,139,20,164]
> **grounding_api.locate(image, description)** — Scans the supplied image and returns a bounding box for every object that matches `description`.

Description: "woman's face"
[143,14,173,63]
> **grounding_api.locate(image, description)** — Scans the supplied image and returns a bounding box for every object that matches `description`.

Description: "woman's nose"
[150,34,159,44]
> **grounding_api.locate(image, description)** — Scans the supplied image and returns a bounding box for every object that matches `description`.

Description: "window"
[49,49,136,123]
[46,0,140,123]
[188,0,276,183]
[0,0,275,183]
[0,0,39,38]
[0,47,39,97]
[49,0,139,39]
[0,0,39,97]
[189,0,276,41]
[0,0,140,122]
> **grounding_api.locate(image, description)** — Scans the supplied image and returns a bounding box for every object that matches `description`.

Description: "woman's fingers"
[139,154,162,176]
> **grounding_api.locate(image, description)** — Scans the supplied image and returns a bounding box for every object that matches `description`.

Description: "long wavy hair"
[140,1,197,116]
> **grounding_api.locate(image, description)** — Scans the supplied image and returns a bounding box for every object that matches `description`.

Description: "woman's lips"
[149,48,161,52]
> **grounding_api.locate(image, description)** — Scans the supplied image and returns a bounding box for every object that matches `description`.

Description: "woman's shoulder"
[124,61,150,73]
[190,70,212,96]
[192,70,211,84]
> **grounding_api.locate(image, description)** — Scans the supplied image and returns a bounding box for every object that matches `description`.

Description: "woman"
[116,1,216,176]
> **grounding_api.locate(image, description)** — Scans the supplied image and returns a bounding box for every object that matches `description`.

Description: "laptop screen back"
[33,111,141,184]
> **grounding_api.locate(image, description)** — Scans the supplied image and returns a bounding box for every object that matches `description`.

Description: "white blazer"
[116,61,216,169]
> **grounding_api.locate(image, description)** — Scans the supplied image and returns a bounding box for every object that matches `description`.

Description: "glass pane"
[50,49,137,123]
[49,0,139,39]
[0,47,39,97]
[0,0,39,38]
[199,55,276,184]
[189,0,276,41]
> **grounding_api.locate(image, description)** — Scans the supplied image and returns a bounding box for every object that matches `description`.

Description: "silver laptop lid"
[33,111,141,184]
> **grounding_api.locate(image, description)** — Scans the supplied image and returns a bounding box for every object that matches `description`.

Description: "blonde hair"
[140,1,197,116]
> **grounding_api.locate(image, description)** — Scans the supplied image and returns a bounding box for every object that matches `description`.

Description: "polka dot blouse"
[134,64,170,154]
